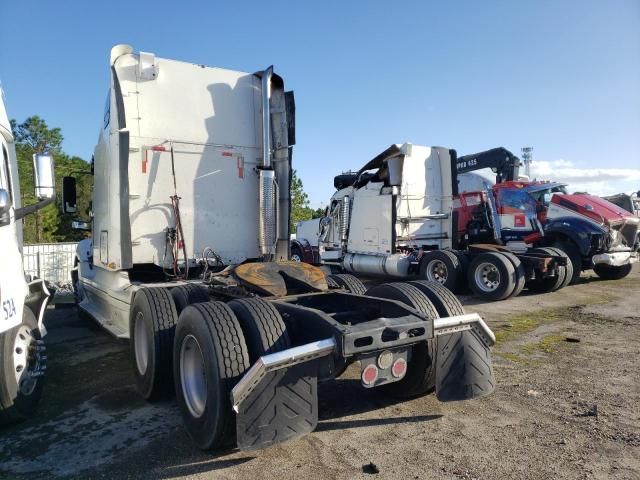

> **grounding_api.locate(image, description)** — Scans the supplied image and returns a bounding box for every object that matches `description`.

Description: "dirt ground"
[1,267,639,480]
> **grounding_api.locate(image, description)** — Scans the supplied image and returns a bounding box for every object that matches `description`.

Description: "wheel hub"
[13,325,46,396]
[180,334,207,418]
[426,259,448,284]
[134,312,149,375]
[474,262,501,292]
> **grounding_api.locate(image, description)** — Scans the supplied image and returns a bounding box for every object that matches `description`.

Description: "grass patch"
[520,334,566,355]
[496,352,535,365]
[499,334,574,365]
[494,309,563,343]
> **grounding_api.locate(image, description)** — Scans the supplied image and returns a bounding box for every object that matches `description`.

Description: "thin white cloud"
[529,160,640,196]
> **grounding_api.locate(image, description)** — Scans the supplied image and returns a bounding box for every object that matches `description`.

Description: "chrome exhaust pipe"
[259,66,276,257]
[259,170,276,256]
[340,195,350,243]
[261,66,273,168]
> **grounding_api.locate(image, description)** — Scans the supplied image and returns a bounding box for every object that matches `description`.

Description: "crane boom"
[456,147,522,183]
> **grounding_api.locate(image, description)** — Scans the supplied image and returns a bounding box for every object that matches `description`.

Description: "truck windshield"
[529,185,567,206]
[497,188,537,217]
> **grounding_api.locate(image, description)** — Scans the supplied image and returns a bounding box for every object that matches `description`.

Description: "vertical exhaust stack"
[340,196,350,244]
[259,67,277,258]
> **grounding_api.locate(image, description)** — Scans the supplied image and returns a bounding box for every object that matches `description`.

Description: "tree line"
[11,116,92,243]
[12,116,320,243]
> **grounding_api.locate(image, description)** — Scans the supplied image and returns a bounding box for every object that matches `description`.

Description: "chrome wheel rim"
[426,259,448,284]
[13,325,40,396]
[291,253,302,262]
[180,334,207,418]
[474,262,501,292]
[134,312,149,375]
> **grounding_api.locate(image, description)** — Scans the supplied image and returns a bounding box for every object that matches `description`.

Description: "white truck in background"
[62,45,497,452]
[0,88,55,424]
[294,143,638,300]
[604,191,640,218]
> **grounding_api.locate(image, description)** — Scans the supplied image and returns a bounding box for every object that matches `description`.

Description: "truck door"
[0,138,26,333]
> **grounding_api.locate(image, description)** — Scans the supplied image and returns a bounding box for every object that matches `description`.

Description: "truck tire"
[467,252,516,301]
[498,251,526,298]
[366,282,439,398]
[290,245,304,263]
[526,247,567,293]
[228,297,291,363]
[130,287,179,401]
[444,249,471,293]
[593,263,633,280]
[0,307,45,425]
[327,274,366,295]
[171,284,210,315]
[174,302,250,450]
[325,275,340,288]
[545,247,573,290]
[552,240,582,284]
[419,250,463,293]
[408,280,466,317]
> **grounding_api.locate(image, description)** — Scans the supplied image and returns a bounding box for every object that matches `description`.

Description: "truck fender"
[543,217,606,256]
[75,238,93,264]
[24,279,51,335]
[291,238,315,264]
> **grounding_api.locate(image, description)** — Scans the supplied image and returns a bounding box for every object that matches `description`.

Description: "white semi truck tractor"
[0,88,55,423]
[294,143,638,300]
[63,46,497,451]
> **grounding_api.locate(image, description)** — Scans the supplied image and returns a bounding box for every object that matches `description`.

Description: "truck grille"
[612,218,640,250]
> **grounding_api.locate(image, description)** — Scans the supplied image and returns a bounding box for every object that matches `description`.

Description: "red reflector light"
[361,364,379,386]
[151,146,167,151]
[391,358,407,378]
[222,151,233,157]
[177,240,184,249]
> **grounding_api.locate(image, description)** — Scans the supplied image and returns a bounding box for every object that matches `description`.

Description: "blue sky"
[1,1,639,205]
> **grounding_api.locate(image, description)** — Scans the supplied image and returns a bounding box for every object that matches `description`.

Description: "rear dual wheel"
[130,288,179,400]
[171,284,210,315]
[365,282,440,398]
[526,247,570,293]
[419,250,465,292]
[467,252,518,301]
[552,240,582,284]
[174,298,290,450]
[326,274,366,295]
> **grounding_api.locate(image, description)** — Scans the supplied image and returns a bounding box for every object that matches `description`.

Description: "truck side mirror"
[62,176,78,213]
[0,188,11,226]
[33,153,55,200]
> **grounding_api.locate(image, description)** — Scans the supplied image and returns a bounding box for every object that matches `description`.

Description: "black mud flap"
[236,362,318,451]
[435,328,495,402]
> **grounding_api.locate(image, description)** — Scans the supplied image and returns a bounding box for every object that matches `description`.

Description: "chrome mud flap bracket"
[231,339,336,451]
[433,313,496,402]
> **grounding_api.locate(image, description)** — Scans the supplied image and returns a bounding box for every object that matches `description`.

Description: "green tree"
[312,207,326,219]
[290,169,316,233]
[11,116,63,153]
[11,116,91,243]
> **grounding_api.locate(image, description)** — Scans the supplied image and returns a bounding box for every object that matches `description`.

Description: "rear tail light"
[361,364,379,386]
[391,358,407,379]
